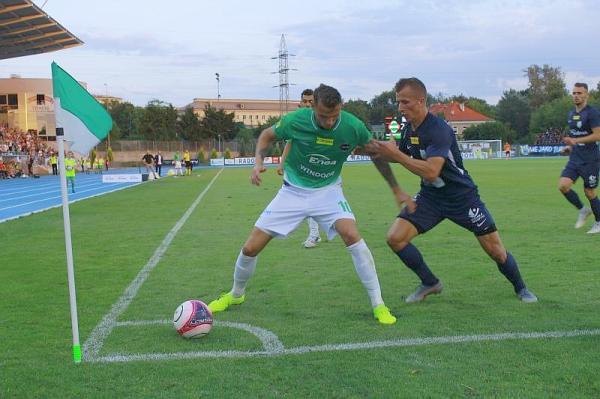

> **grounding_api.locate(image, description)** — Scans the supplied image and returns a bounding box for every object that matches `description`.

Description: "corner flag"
[51,62,112,154]
[51,62,112,363]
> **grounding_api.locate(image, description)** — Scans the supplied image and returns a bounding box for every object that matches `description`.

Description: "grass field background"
[1,158,599,398]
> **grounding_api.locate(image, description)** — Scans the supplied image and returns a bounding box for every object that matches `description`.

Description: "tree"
[427,92,448,106]
[139,99,178,140]
[525,64,567,109]
[200,105,236,140]
[343,99,370,127]
[462,121,516,143]
[252,116,280,137]
[496,89,531,140]
[109,102,141,139]
[369,90,396,125]
[528,96,572,141]
[589,83,600,105]
[236,128,255,156]
[176,107,202,141]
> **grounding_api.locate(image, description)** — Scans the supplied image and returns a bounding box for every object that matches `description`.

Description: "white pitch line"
[115,319,284,352]
[89,328,600,363]
[82,168,224,361]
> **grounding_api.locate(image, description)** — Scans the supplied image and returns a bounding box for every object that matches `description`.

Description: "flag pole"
[56,127,82,363]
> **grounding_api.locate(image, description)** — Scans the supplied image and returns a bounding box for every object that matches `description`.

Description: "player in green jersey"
[278,88,324,248]
[208,84,401,324]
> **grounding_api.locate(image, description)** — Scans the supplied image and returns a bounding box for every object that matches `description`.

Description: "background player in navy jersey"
[366,77,537,303]
[559,83,600,234]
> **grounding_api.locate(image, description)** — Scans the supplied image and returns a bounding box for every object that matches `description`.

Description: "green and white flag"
[52,62,112,154]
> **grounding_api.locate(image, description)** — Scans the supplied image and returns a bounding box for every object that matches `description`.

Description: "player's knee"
[386,232,409,252]
[340,231,361,246]
[558,183,570,193]
[241,244,260,257]
[584,188,596,200]
[487,246,506,263]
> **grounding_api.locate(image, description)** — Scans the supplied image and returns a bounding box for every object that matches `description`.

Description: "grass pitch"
[1,158,599,398]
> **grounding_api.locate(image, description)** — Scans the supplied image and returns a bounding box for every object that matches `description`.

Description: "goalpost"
[457,140,503,159]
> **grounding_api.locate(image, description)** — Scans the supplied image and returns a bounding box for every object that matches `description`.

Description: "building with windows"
[0,75,57,137]
[429,101,493,138]
[0,75,98,139]
[188,98,301,127]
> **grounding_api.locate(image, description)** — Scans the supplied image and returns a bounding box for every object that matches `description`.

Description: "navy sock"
[563,190,583,209]
[496,252,525,293]
[396,243,439,286]
[589,197,600,222]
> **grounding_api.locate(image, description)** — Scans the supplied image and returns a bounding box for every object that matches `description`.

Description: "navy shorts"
[399,193,497,236]
[560,161,599,189]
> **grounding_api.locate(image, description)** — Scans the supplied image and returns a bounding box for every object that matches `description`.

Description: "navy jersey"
[567,105,600,165]
[398,113,478,201]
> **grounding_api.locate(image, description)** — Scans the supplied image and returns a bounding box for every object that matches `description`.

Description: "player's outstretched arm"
[251,127,277,186]
[365,138,444,182]
[371,157,415,212]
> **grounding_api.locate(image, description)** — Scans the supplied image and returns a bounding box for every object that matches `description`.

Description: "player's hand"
[396,191,416,213]
[250,165,267,186]
[560,146,571,155]
[276,166,283,176]
[563,137,577,146]
[364,138,399,162]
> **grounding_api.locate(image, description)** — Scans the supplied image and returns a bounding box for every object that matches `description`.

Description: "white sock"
[231,250,257,297]
[308,217,320,238]
[347,239,383,308]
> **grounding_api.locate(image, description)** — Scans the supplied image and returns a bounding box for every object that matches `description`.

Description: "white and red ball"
[173,300,213,338]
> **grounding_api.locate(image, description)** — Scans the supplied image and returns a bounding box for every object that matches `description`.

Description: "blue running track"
[0,168,144,223]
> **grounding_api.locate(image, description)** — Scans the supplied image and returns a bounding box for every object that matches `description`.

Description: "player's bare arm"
[366,138,445,182]
[251,127,276,186]
[277,141,291,176]
[371,157,416,212]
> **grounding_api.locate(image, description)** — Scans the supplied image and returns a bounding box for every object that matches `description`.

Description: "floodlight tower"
[271,34,296,116]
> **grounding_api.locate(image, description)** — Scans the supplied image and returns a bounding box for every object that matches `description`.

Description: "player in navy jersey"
[558,83,600,234]
[366,77,537,303]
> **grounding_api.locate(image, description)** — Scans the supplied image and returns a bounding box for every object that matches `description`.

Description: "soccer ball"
[173,300,213,338]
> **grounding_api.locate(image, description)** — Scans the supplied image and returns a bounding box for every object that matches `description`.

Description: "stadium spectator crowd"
[534,127,566,145]
[0,126,50,178]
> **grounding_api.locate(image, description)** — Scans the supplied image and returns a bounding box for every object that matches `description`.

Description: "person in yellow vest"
[84,158,91,174]
[50,152,58,175]
[183,149,192,176]
[96,157,104,174]
[65,151,77,193]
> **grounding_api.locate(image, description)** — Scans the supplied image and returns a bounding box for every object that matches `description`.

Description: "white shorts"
[255,181,355,240]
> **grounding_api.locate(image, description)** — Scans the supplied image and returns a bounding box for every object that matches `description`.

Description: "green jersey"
[273,108,372,188]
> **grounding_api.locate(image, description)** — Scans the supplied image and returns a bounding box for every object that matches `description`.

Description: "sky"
[2,0,599,107]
